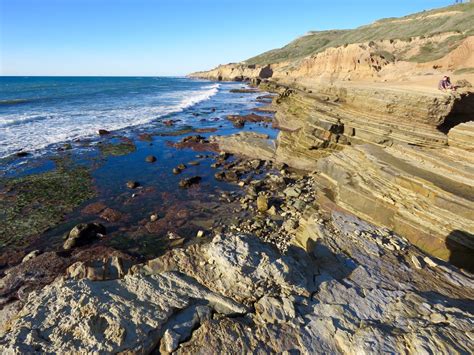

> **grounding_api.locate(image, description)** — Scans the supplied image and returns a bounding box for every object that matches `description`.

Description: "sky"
[0,0,460,76]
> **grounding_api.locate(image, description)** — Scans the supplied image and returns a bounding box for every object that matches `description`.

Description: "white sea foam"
[0,83,220,158]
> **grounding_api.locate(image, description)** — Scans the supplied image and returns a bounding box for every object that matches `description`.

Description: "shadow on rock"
[446,230,474,273]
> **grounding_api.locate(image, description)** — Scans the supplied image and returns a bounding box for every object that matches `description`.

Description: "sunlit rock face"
[1,212,473,353]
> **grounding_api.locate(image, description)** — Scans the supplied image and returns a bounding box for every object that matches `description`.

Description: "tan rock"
[212,132,276,161]
[257,195,269,212]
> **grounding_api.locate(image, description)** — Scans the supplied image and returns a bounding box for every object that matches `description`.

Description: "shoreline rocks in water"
[63,223,106,250]
[179,176,202,188]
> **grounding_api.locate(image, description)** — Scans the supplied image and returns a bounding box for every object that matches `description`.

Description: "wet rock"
[98,129,110,136]
[15,151,29,158]
[138,133,153,141]
[224,171,239,182]
[126,181,139,189]
[227,113,272,124]
[22,250,41,263]
[99,208,122,222]
[63,223,106,250]
[179,176,202,188]
[214,171,225,181]
[219,152,231,160]
[233,119,245,128]
[184,135,205,143]
[99,138,136,157]
[188,161,200,166]
[214,170,239,182]
[194,127,218,133]
[173,168,182,175]
[59,143,73,151]
[145,155,157,163]
[171,135,219,152]
[81,202,107,215]
[0,251,70,307]
[163,119,176,126]
[229,88,258,93]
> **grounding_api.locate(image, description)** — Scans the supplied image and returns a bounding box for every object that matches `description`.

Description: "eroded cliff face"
[192,40,474,268]
[190,63,274,83]
[222,85,473,267]
[190,36,474,83]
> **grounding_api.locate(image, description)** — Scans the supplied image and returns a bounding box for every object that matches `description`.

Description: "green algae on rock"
[98,138,136,157]
[0,164,96,251]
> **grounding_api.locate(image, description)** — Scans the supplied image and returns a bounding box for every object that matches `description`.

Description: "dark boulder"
[63,223,106,250]
[179,176,202,188]
[145,155,157,163]
[126,181,139,189]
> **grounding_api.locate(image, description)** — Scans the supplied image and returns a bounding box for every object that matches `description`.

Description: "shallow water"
[0,78,278,261]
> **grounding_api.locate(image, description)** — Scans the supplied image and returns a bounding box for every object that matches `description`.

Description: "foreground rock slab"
[1,211,473,353]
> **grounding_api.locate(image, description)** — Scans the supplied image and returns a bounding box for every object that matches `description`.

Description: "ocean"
[0,76,248,159]
[0,76,277,257]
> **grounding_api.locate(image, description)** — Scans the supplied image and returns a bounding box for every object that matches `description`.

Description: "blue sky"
[0,0,458,76]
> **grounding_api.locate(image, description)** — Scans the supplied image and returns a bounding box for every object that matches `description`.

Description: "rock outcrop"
[211,132,276,162]
[190,63,274,83]
[1,211,473,353]
[315,142,474,268]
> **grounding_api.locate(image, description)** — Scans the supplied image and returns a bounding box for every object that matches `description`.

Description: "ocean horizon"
[0,76,227,159]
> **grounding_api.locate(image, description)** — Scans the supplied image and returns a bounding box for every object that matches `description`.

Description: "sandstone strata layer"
[1,211,473,353]
[210,80,473,267]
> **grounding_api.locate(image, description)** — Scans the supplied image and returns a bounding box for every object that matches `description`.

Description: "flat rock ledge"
[211,132,276,162]
[1,211,473,353]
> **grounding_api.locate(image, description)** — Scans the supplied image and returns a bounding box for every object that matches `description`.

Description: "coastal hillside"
[246,3,474,65]
[190,2,474,85]
[190,3,474,269]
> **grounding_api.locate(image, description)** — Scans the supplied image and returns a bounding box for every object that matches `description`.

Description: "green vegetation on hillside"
[454,67,474,75]
[246,3,474,65]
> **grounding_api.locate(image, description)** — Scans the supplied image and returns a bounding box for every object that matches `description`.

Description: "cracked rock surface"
[0,211,473,353]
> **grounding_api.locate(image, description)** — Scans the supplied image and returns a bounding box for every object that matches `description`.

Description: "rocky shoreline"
[193,77,474,272]
[2,207,473,353]
[1,79,473,352]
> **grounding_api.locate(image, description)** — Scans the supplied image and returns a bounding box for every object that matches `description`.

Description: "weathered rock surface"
[63,223,106,250]
[211,132,276,161]
[1,211,473,353]
[210,80,474,267]
[448,121,474,151]
[316,141,474,270]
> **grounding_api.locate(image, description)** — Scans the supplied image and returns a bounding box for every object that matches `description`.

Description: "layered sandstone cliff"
[191,4,474,268]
